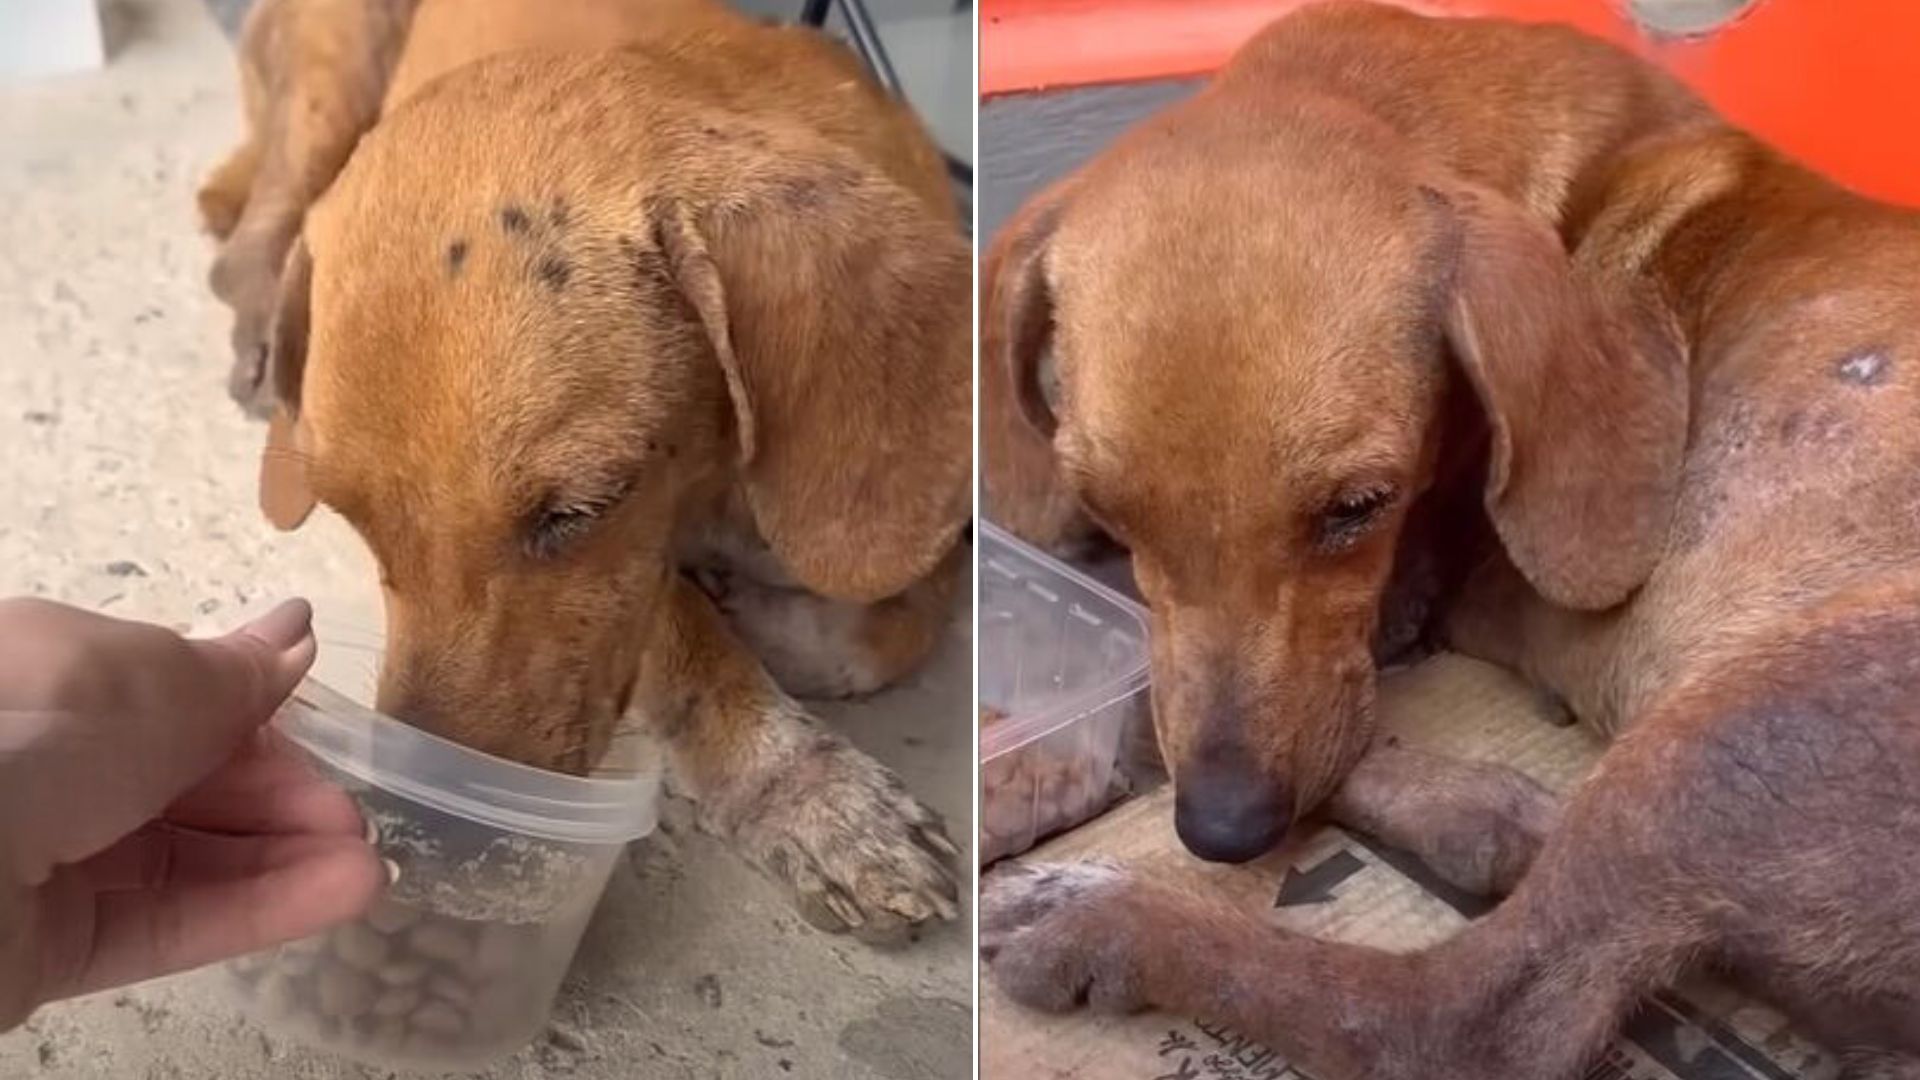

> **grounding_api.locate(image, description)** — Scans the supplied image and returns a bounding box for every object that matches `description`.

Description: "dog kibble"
[332,921,390,971]
[227,897,559,1063]
[411,1000,466,1037]
[316,965,378,1018]
[468,924,518,977]
[372,986,422,1018]
[428,974,475,1009]
[979,704,1129,864]
[377,958,430,986]
[409,922,471,964]
[364,898,421,935]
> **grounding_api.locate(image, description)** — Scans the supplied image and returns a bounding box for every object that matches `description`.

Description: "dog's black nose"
[1173,770,1293,864]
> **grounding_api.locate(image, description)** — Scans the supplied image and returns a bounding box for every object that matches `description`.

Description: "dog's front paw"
[980,860,1160,1014]
[727,734,959,944]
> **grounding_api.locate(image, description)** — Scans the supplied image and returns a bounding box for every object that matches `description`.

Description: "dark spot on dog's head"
[697,123,768,150]
[445,239,468,275]
[1835,348,1892,387]
[538,256,571,292]
[776,167,858,211]
[499,205,531,235]
[550,198,571,230]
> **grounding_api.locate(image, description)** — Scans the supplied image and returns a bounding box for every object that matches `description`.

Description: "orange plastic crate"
[980,0,1920,207]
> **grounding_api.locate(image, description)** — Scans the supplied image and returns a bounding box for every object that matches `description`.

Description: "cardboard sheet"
[981,653,1839,1080]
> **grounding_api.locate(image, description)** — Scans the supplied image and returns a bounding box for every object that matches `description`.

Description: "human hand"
[0,599,387,1029]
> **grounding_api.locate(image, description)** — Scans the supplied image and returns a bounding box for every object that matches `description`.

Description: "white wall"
[0,0,106,77]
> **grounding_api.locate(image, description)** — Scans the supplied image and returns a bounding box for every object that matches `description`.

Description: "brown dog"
[201,0,969,939]
[981,2,1920,1075]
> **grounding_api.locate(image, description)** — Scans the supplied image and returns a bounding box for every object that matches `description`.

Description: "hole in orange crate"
[1627,0,1760,35]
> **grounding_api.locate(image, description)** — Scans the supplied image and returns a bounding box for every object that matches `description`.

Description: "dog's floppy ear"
[258,238,317,531]
[981,184,1099,552]
[652,160,970,603]
[1435,183,1687,610]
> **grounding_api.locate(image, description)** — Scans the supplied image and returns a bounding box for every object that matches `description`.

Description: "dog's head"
[986,105,1685,861]
[256,53,970,771]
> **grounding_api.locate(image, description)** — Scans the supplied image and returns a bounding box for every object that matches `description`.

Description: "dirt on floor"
[0,1,973,1077]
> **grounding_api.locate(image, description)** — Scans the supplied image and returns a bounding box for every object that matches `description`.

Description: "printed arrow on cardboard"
[1274,849,1366,907]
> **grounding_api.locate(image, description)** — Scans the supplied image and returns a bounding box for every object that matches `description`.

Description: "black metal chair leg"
[838,0,905,98]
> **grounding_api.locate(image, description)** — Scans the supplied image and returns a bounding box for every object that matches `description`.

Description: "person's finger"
[55,836,385,1000]
[0,602,319,881]
[165,736,364,838]
[188,599,318,728]
[73,824,375,894]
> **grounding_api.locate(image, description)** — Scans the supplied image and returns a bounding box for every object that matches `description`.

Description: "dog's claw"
[825,887,867,930]
[922,826,962,859]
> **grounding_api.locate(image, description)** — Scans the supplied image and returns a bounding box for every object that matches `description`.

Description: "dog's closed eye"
[525,481,633,560]
[1315,486,1397,553]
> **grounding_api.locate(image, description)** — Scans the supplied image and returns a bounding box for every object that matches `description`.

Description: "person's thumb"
[192,600,318,726]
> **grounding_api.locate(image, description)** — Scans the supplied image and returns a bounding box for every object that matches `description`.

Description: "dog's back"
[1224,3,1707,220]
[383,0,954,223]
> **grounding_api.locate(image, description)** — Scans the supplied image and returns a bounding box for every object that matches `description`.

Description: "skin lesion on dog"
[498,203,531,235]
[1835,347,1893,387]
[445,238,468,275]
[777,166,861,212]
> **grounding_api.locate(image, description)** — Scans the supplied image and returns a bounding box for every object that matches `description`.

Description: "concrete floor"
[0,0,972,1077]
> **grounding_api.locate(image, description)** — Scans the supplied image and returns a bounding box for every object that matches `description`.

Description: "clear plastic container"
[979,522,1151,864]
[221,626,661,1072]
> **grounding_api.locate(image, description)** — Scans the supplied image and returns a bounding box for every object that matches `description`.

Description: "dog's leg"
[635,577,960,942]
[984,840,1684,1080]
[1325,744,1558,896]
[983,707,1735,1079]
[204,0,414,415]
[198,138,262,242]
[1446,554,1642,735]
[695,549,962,699]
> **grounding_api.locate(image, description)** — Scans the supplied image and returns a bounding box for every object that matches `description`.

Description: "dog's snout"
[1173,762,1294,864]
